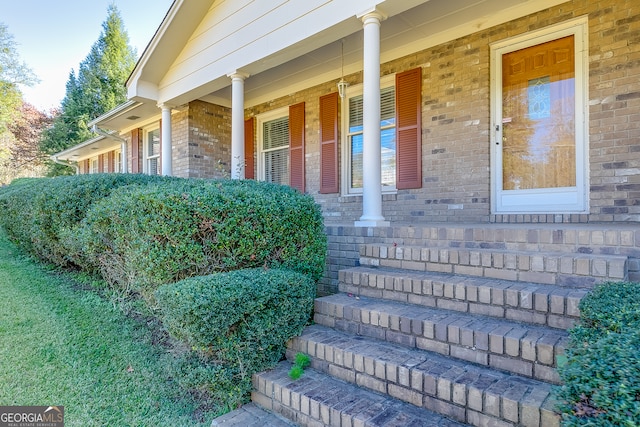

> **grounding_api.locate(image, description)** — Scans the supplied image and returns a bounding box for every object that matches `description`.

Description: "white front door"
[491,20,588,214]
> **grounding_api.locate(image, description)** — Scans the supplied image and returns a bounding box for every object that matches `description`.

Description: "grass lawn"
[0,229,215,426]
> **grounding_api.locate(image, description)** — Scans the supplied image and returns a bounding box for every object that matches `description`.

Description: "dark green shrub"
[79,179,326,297]
[569,281,640,344]
[557,281,640,426]
[0,174,170,266]
[155,268,315,403]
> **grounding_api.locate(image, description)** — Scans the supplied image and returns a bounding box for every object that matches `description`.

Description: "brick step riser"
[314,297,566,383]
[286,327,560,427]
[252,362,467,427]
[359,244,628,287]
[339,268,585,330]
[325,224,640,258]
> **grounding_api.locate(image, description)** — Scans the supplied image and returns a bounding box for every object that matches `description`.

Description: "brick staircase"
[247,223,636,427]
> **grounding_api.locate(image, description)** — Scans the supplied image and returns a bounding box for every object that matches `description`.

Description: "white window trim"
[143,125,160,176]
[341,74,396,196]
[114,149,122,173]
[256,106,289,183]
[489,16,589,214]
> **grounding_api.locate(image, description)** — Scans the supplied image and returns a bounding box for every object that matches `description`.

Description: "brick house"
[54,2,640,424]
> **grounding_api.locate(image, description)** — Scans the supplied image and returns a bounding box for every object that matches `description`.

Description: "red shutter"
[84,159,90,174]
[98,155,104,173]
[107,152,114,173]
[289,102,305,192]
[319,92,339,194]
[131,128,140,173]
[396,67,422,190]
[244,117,255,179]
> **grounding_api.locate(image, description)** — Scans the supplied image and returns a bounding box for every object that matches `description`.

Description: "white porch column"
[159,103,173,176]
[355,9,389,227]
[120,141,128,173]
[228,71,250,179]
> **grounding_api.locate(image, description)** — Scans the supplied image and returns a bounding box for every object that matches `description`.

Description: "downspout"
[92,125,128,173]
[51,156,80,175]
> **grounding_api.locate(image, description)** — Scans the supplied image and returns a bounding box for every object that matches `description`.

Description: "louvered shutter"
[107,152,114,173]
[395,67,422,190]
[319,92,339,193]
[98,154,104,173]
[244,117,255,179]
[84,159,90,174]
[131,128,140,173]
[289,102,305,192]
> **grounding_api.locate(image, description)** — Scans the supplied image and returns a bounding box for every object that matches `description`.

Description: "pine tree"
[40,4,137,174]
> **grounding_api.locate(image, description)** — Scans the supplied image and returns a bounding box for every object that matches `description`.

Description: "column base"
[354,219,390,228]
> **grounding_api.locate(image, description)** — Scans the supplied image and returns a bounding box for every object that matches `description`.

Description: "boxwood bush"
[155,268,315,406]
[78,179,326,299]
[557,281,640,426]
[0,174,170,267]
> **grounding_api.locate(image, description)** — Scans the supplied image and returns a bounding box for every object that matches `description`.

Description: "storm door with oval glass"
[492,21,588,213]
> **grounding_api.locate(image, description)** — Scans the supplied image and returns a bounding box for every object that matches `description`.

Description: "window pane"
[381,127,396,187]
[148,129,160,156]
[148,158,159,175]
[263,117,289,150]
[350,133,363,189]
[381,87,396,125]
[349,95,363,129]
[264,147,289,185]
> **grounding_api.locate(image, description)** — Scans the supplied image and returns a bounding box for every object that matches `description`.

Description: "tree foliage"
[40,4,137,174]
[0,102,54,184]
[0,22,41,184]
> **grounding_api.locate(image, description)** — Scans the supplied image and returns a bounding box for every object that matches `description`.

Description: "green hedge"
[78,179,326,298]
[155,268,315,406]
[557,281,640,426]
[0,174,169,266]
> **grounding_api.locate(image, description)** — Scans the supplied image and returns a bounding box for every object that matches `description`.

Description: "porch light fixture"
[337,39,349,98]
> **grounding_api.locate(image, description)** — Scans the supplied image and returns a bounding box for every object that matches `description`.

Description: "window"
[145,128,160,175]
[114,149,122,173]
[89,157,99,174]
[258,110,289,185]
[343,76,397,194]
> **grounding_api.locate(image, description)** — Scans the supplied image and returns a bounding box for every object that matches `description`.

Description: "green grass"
[0,229,215,426]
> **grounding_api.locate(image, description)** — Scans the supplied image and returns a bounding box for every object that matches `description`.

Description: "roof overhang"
[51,135,122,163]
[88,100,161,131]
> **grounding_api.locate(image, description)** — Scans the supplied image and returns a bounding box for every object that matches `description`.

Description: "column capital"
[157,103,174,110]
[227,71,250,80]
[357,7,387,24]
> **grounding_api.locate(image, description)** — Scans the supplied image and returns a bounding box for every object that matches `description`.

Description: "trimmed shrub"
[0,174,169,266]
[557,281,640,426]
[79,179,326,298]
[155,268,315,404]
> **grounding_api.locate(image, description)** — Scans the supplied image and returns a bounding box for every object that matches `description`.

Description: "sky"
[1,0,175,111]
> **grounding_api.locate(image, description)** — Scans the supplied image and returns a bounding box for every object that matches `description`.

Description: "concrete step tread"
[211,403,295,426]
[288,325,559,427]
[253,360,469,427]
[339,266,585,329]
[315,293,566,381]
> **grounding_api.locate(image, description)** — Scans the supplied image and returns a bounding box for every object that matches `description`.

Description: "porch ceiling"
[201,0,566,108]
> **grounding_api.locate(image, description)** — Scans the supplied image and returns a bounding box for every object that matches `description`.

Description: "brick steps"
[339,266,586,330]
[313,294,567,383]
[244,224,621,426]
[286,324,559,426]
[252,361,468,427]
[359,243,628,286]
